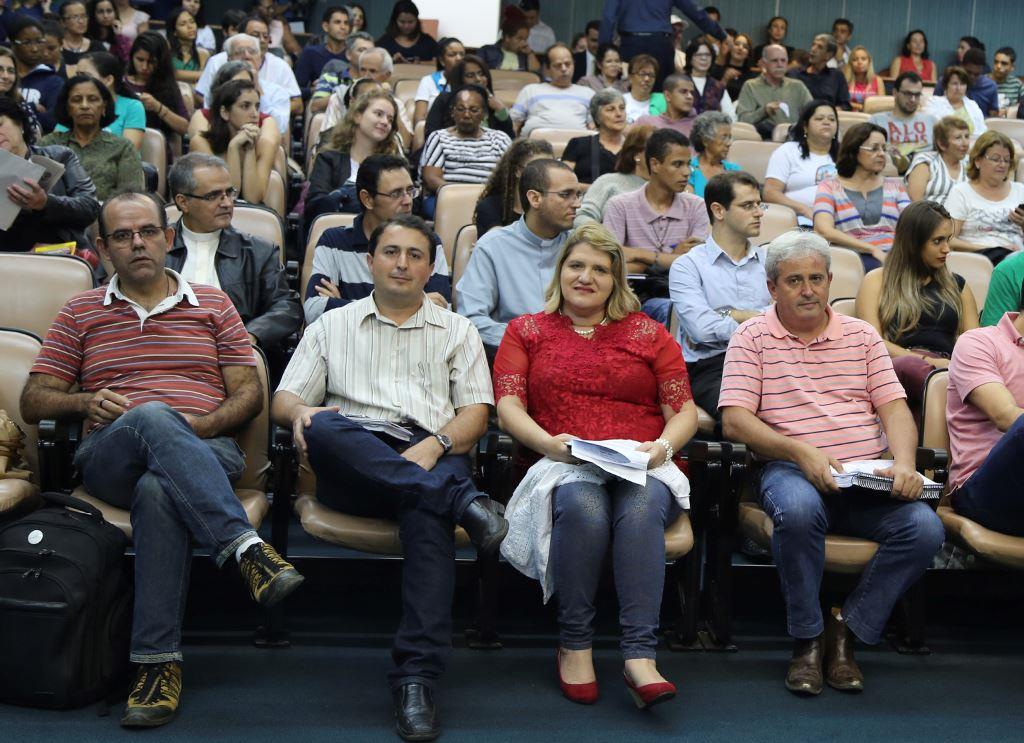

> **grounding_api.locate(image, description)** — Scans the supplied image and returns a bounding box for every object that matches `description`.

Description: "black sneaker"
[238,542,304,608]
[120,661,182,728]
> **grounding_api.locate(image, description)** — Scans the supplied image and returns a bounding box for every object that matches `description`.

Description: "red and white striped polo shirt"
[719,305,906,462]
[31,271,255,429]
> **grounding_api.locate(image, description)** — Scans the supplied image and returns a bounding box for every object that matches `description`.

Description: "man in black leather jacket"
[165,153,301,355]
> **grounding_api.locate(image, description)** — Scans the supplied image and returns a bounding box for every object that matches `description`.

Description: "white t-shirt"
[765,142,837,221]
[622,92,651,124]
[415,71,447,107]
[511,82,594,136]
[196,52,300,101]
[945,181,1024,251]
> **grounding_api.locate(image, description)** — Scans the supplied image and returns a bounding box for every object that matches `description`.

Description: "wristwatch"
[433,433,453,454]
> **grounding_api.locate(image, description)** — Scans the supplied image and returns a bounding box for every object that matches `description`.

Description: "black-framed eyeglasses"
[374,185,420,200]
[105,226,165,246]
[182,187,239,202]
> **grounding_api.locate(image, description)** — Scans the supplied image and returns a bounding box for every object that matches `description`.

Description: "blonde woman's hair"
[842,45,877,84]
[325,89,401,156]
[967,130,1017,181]
[543,223,641,321]
[879,201,964,343]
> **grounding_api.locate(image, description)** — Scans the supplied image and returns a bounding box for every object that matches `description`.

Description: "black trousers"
[686,353,727,420]
[619,32,675,91]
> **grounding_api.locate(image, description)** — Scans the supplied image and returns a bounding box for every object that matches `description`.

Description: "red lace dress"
[493,311,693,462]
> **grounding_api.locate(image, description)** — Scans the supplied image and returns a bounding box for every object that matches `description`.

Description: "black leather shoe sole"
[395,720,441,742]
[120,707,177,728]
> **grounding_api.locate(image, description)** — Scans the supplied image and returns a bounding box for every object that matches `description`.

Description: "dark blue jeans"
[304,411,483,690]
[952,415,1024,536]
[73,402,257,663]
[619,32,675,91]
[758,461,943,645]
[551,478,678,660]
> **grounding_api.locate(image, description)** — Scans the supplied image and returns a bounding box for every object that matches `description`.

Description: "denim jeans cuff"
[622,649,658,660]
[217,529,259,567]
[788,618,824,640]
[841,608,882,646]
[130,650,183,664]
[389,675,436,692]
[559,639,593,651]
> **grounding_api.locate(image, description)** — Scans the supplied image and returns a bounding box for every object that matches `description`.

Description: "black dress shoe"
[460,497,508,556]
[785,636,823,696]
[392,683,440,742]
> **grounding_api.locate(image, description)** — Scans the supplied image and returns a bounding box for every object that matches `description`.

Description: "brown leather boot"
[785,636,823,696]
[825,608,864,692]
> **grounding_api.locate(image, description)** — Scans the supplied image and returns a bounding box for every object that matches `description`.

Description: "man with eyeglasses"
[420,86,511,218]
[21,189,305,729]
[8,15,62,130]
[304,154,450,325]
[869,72,934,173]
[165,153,301,357]
[786,34,850,111]
[603,128,710,322]
[195,15,301,116]
[458,158,579,350]
[510,43,593,137]
[669,171,770,418]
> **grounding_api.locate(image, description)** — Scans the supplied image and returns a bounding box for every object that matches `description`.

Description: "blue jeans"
[551,478,678,660]
[952,415,1024,536]
[304,412,484,689]
[641,297,672,328]
[758,461,943,645]
[73,402,257,663]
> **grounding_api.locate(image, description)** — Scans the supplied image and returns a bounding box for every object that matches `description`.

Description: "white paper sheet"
[569,438,650,486]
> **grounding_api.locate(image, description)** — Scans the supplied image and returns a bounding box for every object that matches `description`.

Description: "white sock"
[235,536,264,563]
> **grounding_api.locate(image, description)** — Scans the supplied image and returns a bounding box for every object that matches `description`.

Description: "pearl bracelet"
[655,438,674,462]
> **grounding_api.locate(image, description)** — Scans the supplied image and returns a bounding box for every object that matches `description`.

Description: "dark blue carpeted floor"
[3,636,1022,743]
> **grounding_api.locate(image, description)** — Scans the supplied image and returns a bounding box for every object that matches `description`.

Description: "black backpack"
[0,492,132,708]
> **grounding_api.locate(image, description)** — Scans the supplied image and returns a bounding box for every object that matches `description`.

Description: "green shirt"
[38,130,144,201]
[981,251,1024,325]
[736,76,812,126]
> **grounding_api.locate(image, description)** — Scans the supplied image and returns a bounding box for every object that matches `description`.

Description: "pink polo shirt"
[947,312,1024,489]
[719,305,906,462]
[602,186,710,254]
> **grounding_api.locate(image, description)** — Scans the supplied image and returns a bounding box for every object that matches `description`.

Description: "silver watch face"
[436,434,452,451]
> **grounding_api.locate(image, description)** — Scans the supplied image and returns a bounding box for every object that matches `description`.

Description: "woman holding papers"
[0,97,100,255]
[855,201,979,408]
[493,223,697,710]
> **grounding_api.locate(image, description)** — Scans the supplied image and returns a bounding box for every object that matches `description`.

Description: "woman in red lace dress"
[493,223,697,709]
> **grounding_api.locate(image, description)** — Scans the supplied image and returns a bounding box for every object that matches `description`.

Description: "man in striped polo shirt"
[720,231,943,697]
[20,191,304,729]
[303,154,450,325]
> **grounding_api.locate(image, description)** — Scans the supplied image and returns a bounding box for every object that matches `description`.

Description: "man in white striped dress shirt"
[272,213,505,741]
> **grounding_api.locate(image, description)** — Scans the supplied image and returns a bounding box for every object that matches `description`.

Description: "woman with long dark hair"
[764,100,839,225]
[167,6,209,85]
[123,31,188,137]
[190,78,278,206]
[888,29,935,83]
[86,0,131,62]
[376,0,437,64]
[855,201,978,405]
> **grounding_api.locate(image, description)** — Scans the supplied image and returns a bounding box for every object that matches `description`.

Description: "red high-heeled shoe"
[556,650,598,704]
[623,672,676,709]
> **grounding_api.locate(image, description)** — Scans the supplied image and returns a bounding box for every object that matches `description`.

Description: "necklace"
[563,311,608,339]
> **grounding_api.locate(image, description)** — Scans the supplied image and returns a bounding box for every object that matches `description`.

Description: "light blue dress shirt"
[668,233,772,363]
[456,217,569,347]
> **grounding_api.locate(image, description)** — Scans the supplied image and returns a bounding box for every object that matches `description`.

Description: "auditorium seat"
[0,253,94,341]
[141,127,168,197]
[166,203,287,263]
[391,63,435,83]
[0,328,42,516]
[490,69,540,90]
[265,171,287,218]
[863,95,895,114]
[828,246,865,302]
[300,213,358,302]
[527,128,592,159]
[727,140,782,182]
[755,203,798,245]
[771,122,790,142]
[731,121,761,142]
[830,296,857,317]
[946,251,993,309]
[393,78,419,107]
[450,224,478,312]
[69,348,274,537]
[434,183,485,266]
[413,119,426,151]
[983,118,1024,149]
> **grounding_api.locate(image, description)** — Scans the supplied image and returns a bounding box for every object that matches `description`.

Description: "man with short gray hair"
[787,34,851,110]
[309,31,376,114]
[720,231,942,697]
[167,153,301,354]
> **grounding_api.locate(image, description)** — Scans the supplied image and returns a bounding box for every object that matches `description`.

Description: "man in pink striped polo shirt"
[720,230,943,698]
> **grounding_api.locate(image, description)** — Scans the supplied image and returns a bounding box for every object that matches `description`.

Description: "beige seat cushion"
[938,505,1024,569]
[739,502,879,575]
[0,479,40,515]
[72,487,269,540]
[665,512,694,560]
[294,494,471,555]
